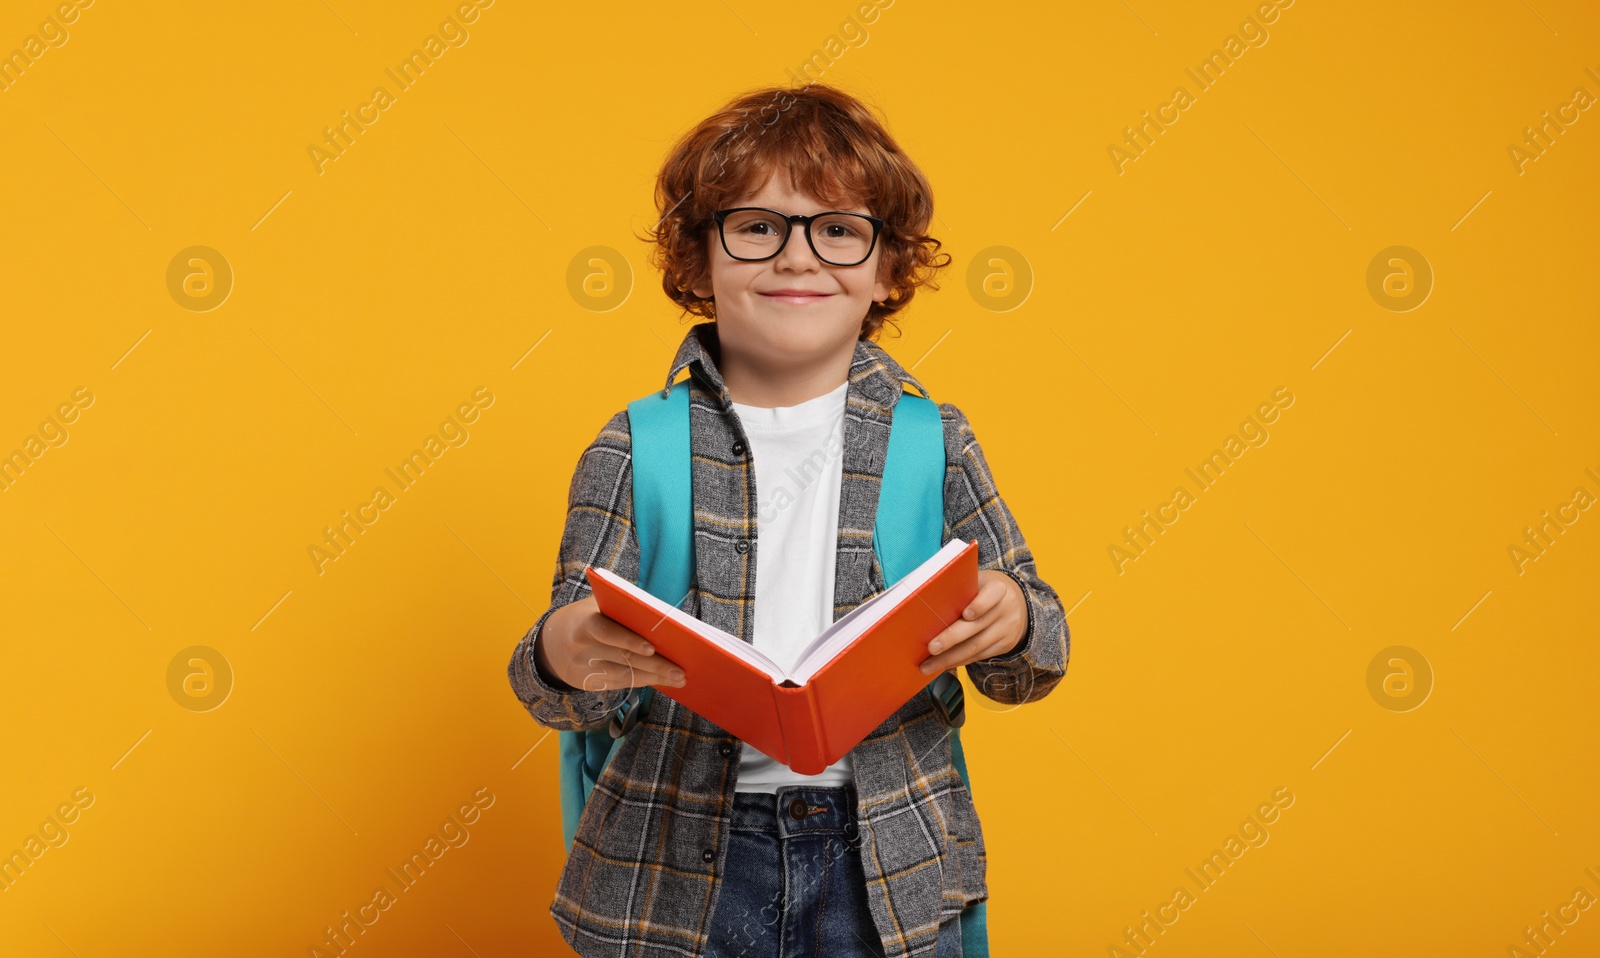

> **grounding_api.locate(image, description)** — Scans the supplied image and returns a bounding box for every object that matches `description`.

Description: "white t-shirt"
[727,379,853,791]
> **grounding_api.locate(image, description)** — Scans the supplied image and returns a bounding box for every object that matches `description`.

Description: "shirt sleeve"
[939,401,1071,706]
[506,409,640,731]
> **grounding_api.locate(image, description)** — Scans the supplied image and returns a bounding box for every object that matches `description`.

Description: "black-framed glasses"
[712,207,887,267]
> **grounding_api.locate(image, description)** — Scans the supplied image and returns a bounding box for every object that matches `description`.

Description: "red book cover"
[584,538,980,773]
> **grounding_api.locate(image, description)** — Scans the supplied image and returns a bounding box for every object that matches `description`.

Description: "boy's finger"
[574,659,623,692]
[919,625,1005,674]
[960,573,1004,621]
[616,648,687,685]
[925,616,981,657]
[579,654,686,691]
[592,615,666,657]
[918,635,969,675]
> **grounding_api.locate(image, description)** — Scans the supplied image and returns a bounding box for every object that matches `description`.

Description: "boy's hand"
[535,595,687,692]
[919,570,1027,675]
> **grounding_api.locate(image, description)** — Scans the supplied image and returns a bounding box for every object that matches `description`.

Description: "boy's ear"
[872,274,890,304]
[690,257,712,300]
[871,253,891,303]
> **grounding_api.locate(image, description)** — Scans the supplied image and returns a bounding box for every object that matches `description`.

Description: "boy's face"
[691,172,890,377]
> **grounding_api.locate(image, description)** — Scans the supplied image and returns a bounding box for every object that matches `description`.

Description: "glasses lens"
[720,211,877,264]
[721,210,788,259]
[809,213,874,265]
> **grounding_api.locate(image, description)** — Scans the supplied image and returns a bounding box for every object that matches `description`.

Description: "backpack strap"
[608,375,697,736]
[627,377,695,609]
[874,388,946,589]
[878,388,990,958]
[557,378,694,854]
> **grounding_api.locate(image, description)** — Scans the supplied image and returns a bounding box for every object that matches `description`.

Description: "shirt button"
[788,798,809,820]
[702,847,715,863]
[732,441,745,456]
[719,742,734,757]
[735,539,750,554]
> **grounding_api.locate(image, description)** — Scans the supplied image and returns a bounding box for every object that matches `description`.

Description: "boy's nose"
[774,232,822,271]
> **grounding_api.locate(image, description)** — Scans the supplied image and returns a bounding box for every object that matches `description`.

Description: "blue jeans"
[703,786,963,958]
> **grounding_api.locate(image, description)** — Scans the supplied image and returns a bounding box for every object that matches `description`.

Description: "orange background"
[2,0,1597,955]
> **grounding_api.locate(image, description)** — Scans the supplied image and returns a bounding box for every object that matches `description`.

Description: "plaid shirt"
[508,322,1070,958]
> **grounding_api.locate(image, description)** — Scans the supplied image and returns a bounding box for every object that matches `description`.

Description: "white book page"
[588,567,787,679]
[788,538,970,685]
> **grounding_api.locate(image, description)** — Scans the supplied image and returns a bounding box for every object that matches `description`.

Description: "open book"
[584,538,979,774]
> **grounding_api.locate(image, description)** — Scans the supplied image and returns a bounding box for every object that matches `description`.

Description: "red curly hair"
[642,83,950,341]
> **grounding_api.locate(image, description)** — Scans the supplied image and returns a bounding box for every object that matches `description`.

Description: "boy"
[508,83,1069,958]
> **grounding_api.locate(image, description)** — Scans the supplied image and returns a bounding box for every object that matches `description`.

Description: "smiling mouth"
[758,292,834,304]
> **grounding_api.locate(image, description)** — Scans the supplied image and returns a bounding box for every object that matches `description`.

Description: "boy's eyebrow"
[739,204,873,215]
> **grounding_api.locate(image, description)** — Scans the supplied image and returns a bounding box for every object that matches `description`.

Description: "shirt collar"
[661,322,935,407]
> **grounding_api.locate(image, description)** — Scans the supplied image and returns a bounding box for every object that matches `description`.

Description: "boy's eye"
[726,214,785,236]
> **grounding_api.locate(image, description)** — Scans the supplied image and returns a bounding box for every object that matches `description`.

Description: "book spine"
[772,683,828,775]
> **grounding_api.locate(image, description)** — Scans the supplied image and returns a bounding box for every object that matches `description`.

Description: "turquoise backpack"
[556,376,989,957]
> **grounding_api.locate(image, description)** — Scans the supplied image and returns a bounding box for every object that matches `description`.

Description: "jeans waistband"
[730,786,861,840]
